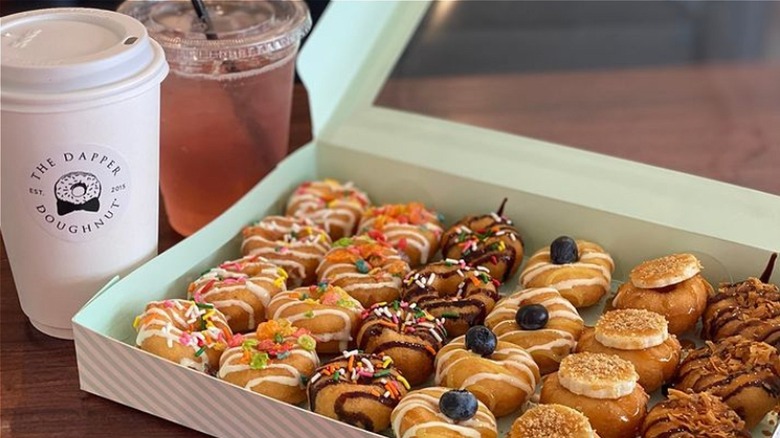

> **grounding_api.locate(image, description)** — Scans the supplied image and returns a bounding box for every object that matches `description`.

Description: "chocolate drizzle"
[674,337,780,420]
[307,352,407,432]
[440,212,524,283]
[401,261,499,336]
[702,278,780,348]
[641,389,751,438]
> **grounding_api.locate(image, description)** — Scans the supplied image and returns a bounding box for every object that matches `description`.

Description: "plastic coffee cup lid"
[119,1,311,69]
[1,8,168,110]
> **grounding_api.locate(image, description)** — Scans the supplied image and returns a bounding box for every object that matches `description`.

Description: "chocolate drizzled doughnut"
[703,277,780,348]
[401,260,500,337]
[641,389,750,438]
[674,336,780,429]
[440,200,524,283]
[307,350,409,432]
[357,300,447,386]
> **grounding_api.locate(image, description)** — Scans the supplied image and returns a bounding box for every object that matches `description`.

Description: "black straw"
[191,0,218,40]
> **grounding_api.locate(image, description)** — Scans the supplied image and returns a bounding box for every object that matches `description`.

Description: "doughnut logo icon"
[54,171,102,216]
[23,145,131,243]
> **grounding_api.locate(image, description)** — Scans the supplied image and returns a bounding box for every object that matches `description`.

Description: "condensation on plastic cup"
[1,8,169,339]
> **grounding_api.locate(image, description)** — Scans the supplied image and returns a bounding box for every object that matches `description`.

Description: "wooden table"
[2,65,779,437]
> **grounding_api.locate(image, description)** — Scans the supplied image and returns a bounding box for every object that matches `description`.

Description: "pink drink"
[161,55,296,235]
[120,0,311,235]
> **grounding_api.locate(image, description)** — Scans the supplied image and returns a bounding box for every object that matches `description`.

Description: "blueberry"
[550,236,578,264]
[465,325,497,356]
[515,304,549,330]
[439,389,478,421]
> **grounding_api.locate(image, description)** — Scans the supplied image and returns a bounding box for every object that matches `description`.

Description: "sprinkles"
[310,351,406,401]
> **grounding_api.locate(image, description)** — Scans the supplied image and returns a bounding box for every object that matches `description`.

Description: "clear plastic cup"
[119,0,311,236]
[1,8,168,338]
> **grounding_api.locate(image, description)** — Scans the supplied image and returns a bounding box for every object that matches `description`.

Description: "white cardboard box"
[73,1,780,437]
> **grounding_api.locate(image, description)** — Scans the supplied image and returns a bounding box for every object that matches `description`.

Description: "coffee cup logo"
[22,145,131,243]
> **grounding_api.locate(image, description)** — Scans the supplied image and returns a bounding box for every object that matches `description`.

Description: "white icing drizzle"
[268,291,363,351]
[134,300,229,372]
[240,217,331,284]
[486,288,582,361]
[391,389,496,438]
[434,339,538,397]
[189,256,286,330]
[520,246,614,291]
[286,181,370,236]
[359,213,443,265]
[218,340,319,392]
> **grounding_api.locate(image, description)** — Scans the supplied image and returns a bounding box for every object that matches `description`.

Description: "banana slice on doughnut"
[594,309,669,350]
[557,352,639,399]
[629,253,702,289]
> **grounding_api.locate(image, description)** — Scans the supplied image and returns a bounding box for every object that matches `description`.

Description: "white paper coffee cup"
[1,8,169,339]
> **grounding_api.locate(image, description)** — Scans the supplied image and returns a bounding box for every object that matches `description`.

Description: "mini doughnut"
[308,350,409,433]
[540,353,649,438]
[486,287,584,375]
[316,235,410,308]
[241,216,332,287]
[356,300,447,386]
[440,199,524,283]
[520,238,614,308]
[612,253,713,335]
[641,389,750,438]
[674,336,780,429]
[703,277,780,348]
[134,299,232,373]
[187,255,288,332]
[509,404,599,438]
[576,309,681,393]
[402,259,500,337]
[218,319,319,404]
[359,202,443,267]
[435,332,540,417]
[286,179,371,240]
[266,284,364,353]
[391,387,498,438]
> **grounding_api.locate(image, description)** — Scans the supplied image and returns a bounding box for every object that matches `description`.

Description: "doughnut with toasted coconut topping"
[674,336,780,429]
[641,389,750,438]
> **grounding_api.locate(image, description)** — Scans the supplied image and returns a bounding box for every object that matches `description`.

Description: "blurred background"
[1,0,330,32]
